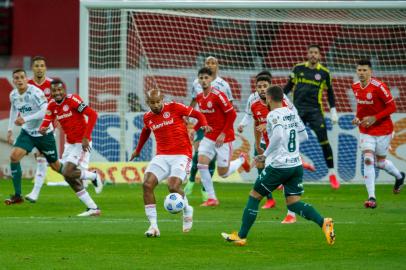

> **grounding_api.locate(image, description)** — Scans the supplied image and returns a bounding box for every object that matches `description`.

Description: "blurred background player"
[39,79,103,216]
[284,44,340,189]
[130,89,210,237]
[25,56,53,202]
[222,86,335,246]
[351,59,405,208]
[196,67,250,207]
[185,56,234,201]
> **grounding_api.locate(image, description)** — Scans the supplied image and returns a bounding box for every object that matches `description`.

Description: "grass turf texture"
[0,180,405,270]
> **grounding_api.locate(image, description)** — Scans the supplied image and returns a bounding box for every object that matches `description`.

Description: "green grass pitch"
[0,180,405,270]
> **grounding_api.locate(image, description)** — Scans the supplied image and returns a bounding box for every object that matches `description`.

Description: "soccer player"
[6,69,57,204]
[222,86,335,246]
[130,89,211,237]
[351,59,405,208]
[25,56,53,202]
[39,79,103,216]
[284,44,340,189]
[185,56,234,200]
[196,67,250,207]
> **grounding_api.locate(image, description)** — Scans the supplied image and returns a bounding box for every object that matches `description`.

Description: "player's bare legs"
[63,162,100,216]
[5,147,27,205]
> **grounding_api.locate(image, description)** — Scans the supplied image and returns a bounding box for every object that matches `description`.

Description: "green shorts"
[253,165,304,197]
[14,129,59,163]
[194,128,205,142]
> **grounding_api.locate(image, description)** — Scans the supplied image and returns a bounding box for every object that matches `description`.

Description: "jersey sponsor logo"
[200,108,215,114]
[163,112,170,119]
[63,105,70,112]
[151,118,174,130]
[18,105,32,113]
[77,103,87,113]
[57,111,73,120]
[207,101,213,108]
[366,93,372,100]
[357,99,374,105]
[314,73,321,81]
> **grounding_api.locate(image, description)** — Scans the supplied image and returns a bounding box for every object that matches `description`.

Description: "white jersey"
[8,85,48,137]
[191,76,233,101]
[265,107,304,168]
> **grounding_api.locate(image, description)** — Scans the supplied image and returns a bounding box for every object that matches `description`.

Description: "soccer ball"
[164,193,185,214]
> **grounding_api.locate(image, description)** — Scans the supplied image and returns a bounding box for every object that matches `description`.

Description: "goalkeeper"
[284,44,340,189]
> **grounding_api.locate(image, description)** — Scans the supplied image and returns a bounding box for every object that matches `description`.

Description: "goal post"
[79,0,406,183]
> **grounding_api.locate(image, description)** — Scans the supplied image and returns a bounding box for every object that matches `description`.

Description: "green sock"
[238,196,260,238]
[287,201,324,227]
[10,162,22,196]
[58,163,64,174]
[189,151,199,182]
[208,159,216,177]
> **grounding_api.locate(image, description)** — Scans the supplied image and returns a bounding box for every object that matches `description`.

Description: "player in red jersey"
[351,59,405,208]
[25,56,54,202]
[130,89,211,237]
[39,79,103,216]
[195,67,250,207]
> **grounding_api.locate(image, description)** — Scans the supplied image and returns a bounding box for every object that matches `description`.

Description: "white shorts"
[61,142,91,169]
[359,133,391,156]
[198,137,233,168]
[145,155,191,183]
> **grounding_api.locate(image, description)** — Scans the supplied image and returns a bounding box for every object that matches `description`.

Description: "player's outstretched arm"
[130,127,151,161]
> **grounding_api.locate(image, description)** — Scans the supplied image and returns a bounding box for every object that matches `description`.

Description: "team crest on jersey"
[207,101,213,108]
[366,92,372,100]
[272,118,278,124]
[46,110,52,116]
[63,105,69,112]
[314,73,321,80]
[163,112,170,119]
[44,88,51,95]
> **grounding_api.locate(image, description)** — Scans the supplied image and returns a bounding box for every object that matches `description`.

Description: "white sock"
[287,210,296,217]
[198,163,216,199]
[145,204,157,227]
[32,157,47,196]
[364,162,376,199]
[222,157,244,178]
[182,195,192,214]
[328,168,336,176]
[377,159,402,179]
[80,170,97,181]
[76,189,98,209]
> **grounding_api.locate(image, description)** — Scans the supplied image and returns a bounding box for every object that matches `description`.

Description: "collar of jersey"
[305,61,321,70]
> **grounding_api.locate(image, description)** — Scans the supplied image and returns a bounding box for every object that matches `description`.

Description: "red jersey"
[143,102,194,157]
[352,78,395,136]
[28,77,53,102]
[196,88,235,143]
[251,99,270,146]
[41,94,97,143]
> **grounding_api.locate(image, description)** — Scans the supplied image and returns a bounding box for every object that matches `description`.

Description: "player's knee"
[143,180,155,192]
[364,153,375,166]
[376,159,386,169]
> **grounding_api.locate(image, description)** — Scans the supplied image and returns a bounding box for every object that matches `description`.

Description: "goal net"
[81,3,406,182]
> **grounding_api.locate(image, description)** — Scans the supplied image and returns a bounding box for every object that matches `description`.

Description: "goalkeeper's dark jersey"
[283,62,335,112]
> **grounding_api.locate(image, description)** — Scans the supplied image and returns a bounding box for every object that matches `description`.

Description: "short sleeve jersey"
[45,94,89,143]
[143,102,194,158]
[9,85,48,137]
[265,107,305,168]
[196,88,235,143]
[28,77,53,102]
[352,78,394,136]
[191,76,233,101]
